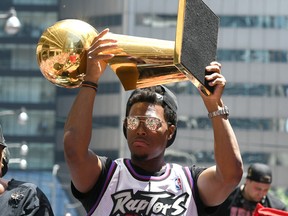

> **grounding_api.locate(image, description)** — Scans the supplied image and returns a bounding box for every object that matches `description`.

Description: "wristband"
[81,81,98,92]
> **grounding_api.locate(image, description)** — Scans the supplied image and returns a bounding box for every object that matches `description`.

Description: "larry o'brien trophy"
[36,0,219,96]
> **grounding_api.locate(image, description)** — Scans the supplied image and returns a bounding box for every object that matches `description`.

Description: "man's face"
[125,102,175,162]
[244,179,271,202]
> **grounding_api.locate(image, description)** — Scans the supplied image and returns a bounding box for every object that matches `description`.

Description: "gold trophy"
[36,0,219,95]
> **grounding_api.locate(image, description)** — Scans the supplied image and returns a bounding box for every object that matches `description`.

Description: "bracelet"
[81,81,98,92]
[208,106,229,119]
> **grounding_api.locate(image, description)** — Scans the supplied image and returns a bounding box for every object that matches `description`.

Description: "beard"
[131,152,149,161]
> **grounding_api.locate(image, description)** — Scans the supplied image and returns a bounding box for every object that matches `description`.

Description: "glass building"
[1,0,288,214]
[0,0,79,215]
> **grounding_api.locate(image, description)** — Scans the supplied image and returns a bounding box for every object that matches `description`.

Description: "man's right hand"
[84,28,118,83]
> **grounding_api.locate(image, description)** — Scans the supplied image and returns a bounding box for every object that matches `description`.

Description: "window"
[0,77,56,103]
[89,14,122,28]
[220,15,288,29]
[9,142,54,169]
[0,50,11,69]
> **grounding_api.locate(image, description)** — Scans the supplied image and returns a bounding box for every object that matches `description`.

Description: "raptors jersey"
[87,158,198,216]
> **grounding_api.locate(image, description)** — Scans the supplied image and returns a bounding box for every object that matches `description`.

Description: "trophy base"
[175,0,219,96]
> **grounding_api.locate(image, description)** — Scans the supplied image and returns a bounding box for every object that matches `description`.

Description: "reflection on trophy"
[36,0,219,95]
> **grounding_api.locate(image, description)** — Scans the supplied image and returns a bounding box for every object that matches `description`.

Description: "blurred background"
[1,0,288,215]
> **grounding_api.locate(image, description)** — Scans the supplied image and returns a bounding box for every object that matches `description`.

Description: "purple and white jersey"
[88,158,198,216]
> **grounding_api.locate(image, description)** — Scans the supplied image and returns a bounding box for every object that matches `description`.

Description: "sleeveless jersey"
[87,158,198,216]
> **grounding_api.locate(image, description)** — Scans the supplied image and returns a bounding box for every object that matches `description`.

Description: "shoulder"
[187,165,221,215]
[71,156,115,211]
[8,179,38,194]
[7,179,54,215]
[266,192,287,210]
[99,156,113,169]
[9,179,51,203]
[190,165,206,180]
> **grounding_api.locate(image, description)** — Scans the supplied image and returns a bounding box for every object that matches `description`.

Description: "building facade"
[0,1,58,170]
[59,0,288,188]
[0,0,79,215]
[1,0,288,214]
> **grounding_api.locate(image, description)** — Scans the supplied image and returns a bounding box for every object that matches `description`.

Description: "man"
[63,28,243,215]
[215,163,287,215]
[0,126,54,216]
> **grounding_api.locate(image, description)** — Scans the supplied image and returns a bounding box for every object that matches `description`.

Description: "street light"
[18,107,29,125]
[9,158,27,169]
[0,7,21,35]
[7,141,29,170]
[0,107,29,125]
[8,141,29,156]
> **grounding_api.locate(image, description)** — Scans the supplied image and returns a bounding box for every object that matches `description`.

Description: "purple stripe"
[184,167,194,191]
[87,161,117,216]
[125,159,171,181]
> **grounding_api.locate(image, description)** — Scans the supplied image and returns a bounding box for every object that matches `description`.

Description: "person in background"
[0,125,54,216]
[215,163,287,215]
[63,28,243,215]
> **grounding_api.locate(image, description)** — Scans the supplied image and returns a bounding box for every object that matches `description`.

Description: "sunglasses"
[124,116,163,131]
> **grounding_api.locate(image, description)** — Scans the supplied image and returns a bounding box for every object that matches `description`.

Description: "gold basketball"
[36,19,98,88]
